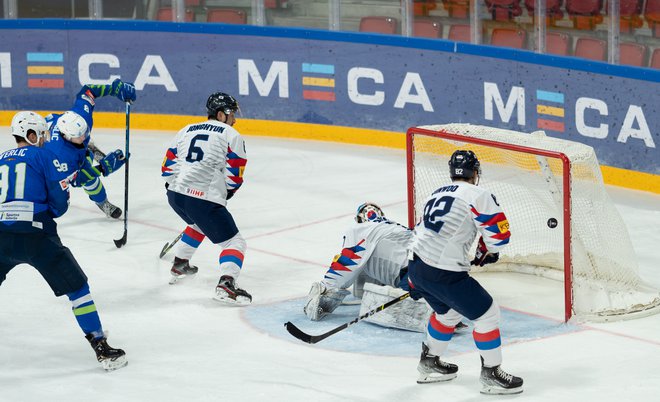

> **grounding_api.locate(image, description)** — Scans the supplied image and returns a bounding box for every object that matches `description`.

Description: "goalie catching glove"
[470,237,499,267]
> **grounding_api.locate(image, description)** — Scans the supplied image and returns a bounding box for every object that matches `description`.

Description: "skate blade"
[480,384,523,395]
[101,356,128,372]
[168,273,195,285]
[212,293,251,306]
[416,372,457,384]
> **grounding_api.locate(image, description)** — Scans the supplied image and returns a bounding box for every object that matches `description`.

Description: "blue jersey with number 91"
[0,145,71,234]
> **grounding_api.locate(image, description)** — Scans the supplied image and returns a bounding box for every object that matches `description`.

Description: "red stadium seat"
[619,42,646,66]
[448,24,470,42]
[485,0,523,22]
[441,0,470,19]
[651,48,660,69]
[207,9,247,24]
[607,0,643,33]
[524,0,564,25]
[156,7,194,22]
[490,28,527,49]
[546,32,570,55]
[566,0,604,29]
[359,16,398,34]
[645,0,660,37]
[413,20,443,38]
[574,37,606,61]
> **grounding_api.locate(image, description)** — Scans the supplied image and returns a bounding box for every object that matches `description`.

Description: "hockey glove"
[470,237,500,267]
[226,189,236,200]
[111,79,136,103]
[99,150,127,176]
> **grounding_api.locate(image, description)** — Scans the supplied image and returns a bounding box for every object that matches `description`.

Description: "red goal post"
[406,124,660,322]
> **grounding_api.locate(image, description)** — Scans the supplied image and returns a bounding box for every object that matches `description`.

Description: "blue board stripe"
[536,90,564,103]
[27,52,63,62]
[302,63,334,74]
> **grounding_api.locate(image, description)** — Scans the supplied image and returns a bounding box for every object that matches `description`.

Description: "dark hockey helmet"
[355,202,385,223]
[448,150,481,180]
[206,92,239,118]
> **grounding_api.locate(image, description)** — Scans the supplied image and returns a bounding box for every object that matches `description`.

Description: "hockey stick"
[159,232,183,259]
[114,102,130,248]
[284,292,410,344]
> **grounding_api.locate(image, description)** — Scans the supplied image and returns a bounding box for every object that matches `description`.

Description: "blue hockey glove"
[111,79,136,103]
[470,237,499,267]
[99,150,127,176]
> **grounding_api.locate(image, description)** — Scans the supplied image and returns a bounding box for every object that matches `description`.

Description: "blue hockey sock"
[67,283,104,339]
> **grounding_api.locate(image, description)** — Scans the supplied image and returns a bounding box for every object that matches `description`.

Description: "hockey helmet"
[449,150,481,180]
[11,111,49,145]
[56,111,89,144]
[355,202,385,223]
[206,92,239,118]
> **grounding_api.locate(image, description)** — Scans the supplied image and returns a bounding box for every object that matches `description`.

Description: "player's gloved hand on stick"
[111,78,136,103]
[99,150,127,176]
[470,237,499,267]
[226,189,236,200]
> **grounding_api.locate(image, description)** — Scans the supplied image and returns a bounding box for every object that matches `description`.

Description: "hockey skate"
[417,343,458,383]
[213,275,252,306]
[85,333,127,371]
[168,257,199,285]
[96,199,122,219]
[479,357,523,394]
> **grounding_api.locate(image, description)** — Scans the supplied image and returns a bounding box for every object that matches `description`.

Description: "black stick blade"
[284,322,314,344]
[159,242,171,258]
[114,232,127,248]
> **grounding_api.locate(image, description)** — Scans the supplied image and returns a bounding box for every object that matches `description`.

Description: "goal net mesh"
[409,124,660,321]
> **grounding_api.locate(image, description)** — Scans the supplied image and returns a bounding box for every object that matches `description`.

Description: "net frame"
[406,124,660,321]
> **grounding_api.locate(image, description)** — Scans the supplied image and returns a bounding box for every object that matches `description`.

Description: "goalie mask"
[11,111,50,146]
[56,111,89,144]
[449,150,481,181]
[206,92,240,118]
[355,202,385,223]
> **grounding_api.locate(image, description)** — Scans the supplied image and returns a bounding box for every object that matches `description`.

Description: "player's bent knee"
[472,301,500,333]
[218,232,247,252]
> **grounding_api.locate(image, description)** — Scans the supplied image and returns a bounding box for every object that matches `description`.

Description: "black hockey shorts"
[408,254,493,320]
[0,231,88,297]
[167,190,239,244]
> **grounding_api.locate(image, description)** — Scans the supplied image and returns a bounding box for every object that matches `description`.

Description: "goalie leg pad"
[359,283,433,332]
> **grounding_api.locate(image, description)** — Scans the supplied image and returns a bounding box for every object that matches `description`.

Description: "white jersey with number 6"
[161,119,247,206]
[410,181,511,272]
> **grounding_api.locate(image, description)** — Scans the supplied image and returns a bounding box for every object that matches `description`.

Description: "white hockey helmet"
[355,202,385,223]
[56,111,89,144]
[10,111,50,146]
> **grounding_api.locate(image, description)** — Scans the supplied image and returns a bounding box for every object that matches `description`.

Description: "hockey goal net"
[407,124,660,322]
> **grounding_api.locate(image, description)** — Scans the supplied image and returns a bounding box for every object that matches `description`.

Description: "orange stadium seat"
[651,48,660,68]
[645,0,660,37]
[524,0,564,25]
[156,7,194,22]
[574,37,606,61]
[448,24,470,42]
[207,9,247,24]
[490,28,527,49]
[619,42,646,66]
[413,20,443,38]
[442,0,470,19]
[359,16,398,34]
[485,0,523,22]
[546,32,570,55]
[607,0,643,33]
[566,0,604,29]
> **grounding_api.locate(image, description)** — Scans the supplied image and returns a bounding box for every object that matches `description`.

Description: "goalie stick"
[159,232,183,259]
[284,292,410,344]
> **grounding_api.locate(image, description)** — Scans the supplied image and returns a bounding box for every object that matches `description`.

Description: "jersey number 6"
[185,134,209,162]
[422,195,455,233]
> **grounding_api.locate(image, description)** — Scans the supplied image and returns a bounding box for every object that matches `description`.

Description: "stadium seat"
[414,0,438,16]
[546,32,570,55]
[207,9,247,24]
[619,42,646,66]
[485,0,523,22]
[156,7,194,22]
[651,48,660,68]
[566,0,604,30]
[448,24,470,42]
[574,37,606,61]
[359,16,398,34]
[490,28,527,49]
[645,0,660,37]
[441,0,470,19]
[524,0,564,25]
[413,20,443,38]
[607,0,643,33]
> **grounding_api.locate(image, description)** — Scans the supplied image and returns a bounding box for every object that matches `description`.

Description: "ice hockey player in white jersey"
[407,150,523,394]
[303,203,416,320]
[161,92,251,305]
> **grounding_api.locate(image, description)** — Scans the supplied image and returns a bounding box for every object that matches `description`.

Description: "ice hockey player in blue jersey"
[0,111,127,371]
[44,78,136,219]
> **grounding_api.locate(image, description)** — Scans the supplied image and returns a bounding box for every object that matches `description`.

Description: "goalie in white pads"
[408,150,523,394]
[161,92,251,305]
[304,203,435,331]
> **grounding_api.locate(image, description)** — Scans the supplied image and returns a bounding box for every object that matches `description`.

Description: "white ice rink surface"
[0,128,659,401]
